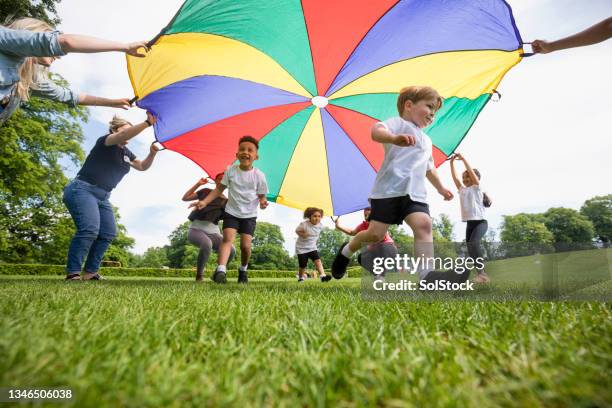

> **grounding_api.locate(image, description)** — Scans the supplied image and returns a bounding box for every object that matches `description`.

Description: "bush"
[0,264,364,278]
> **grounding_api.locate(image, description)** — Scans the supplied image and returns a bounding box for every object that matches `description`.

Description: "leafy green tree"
[250,222,293,269]
[131,246,169,268]
[500,214,554,257]
[166,222,198,269]
[317,227,349,268]
[252,222,285,248]
[542,207,595,249]
[0,0,61,25]
[250,243,294,270]
[0,85,87,263]
[580,195,612,246]
[432,213,455,241]
[0,78,86,199]
[481,228,500,260]
[388,225,414,256]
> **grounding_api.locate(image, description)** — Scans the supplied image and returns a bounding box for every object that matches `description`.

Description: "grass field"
[1,273,611,407]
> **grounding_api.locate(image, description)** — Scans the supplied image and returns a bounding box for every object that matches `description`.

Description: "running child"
[450,152,491,283]
[331,86,456,281]
[183,173,236,282]
[190,136,268,284]
[295,207,331,282]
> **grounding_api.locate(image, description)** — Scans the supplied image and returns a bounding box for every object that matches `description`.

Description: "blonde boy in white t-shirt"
[331,86,454,280]
[191,136,268,284]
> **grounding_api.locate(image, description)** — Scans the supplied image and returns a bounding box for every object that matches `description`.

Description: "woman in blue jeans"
[63,113,159,280]
[1,17,149,125]
[450,153,492,283]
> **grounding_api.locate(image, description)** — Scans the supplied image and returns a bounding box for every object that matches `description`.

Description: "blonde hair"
[6,18,55,101]
[108,115,132,133]
[396,86,443,116]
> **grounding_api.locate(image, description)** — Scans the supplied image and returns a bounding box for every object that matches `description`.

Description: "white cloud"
[49,1,612,253]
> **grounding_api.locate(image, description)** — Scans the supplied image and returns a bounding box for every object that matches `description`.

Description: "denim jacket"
[0,26,79,124]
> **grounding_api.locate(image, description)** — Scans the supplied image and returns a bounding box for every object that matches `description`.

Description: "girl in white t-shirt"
[450,153,491,283]
[295,207,331,283]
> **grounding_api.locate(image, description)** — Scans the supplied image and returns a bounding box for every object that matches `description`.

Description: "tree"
[0,0,62,25]
[252,222,285,248]
[316,227,348,268]
[481,228,501,260]
[388,225,414,256]
[166,222,199,269]
[432,213,454,241]
[131,247,169,268]
[500,214,555,257]
[0,77,87,199]
[542,207,595,250]
[250,222,293,269]
[0,81,88,264]
[581,195,612,246]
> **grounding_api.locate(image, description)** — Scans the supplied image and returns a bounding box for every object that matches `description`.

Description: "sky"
[51,0,612,254]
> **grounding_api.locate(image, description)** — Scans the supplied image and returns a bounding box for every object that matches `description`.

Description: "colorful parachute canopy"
[127,0,523,216]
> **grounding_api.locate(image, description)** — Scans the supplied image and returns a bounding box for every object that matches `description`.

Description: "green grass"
[1,275,611,407]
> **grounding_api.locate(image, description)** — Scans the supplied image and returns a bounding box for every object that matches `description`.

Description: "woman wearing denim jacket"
[0,17,149,125]
[63,113,159,280]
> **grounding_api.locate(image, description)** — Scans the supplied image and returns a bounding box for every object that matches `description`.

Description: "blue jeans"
[63,179,117,274]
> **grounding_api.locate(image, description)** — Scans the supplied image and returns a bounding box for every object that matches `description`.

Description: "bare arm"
[105,112,155,147]
[449,155,463,190]
[131,144,160,171]
[295,224,309,238]
[459,154,480,187]
[427,168,454,201]
[258,194,269,209]
[77,93,131,110]
[532,17,612,54]
[333,216,356,236]
[58,34,149,57]
[371,123,416,146]
[182,178,208,201]
[191,184,226,210]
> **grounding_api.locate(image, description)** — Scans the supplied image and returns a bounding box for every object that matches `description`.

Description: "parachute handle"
[520,42,535,57]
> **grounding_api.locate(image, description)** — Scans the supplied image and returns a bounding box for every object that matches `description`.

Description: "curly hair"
[303,207,323,219]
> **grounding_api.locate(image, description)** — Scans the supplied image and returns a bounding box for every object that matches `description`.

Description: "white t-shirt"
[369,117,434,203]
[189,220,221,235]
[459,185,486,221]
[295,220,323,254]
[221,164,268,219]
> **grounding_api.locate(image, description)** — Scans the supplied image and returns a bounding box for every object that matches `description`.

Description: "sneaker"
[331,242,351,280]
[298,276,305,282]
[238,269,248,284]
[212,269,227,284]
[320,275,332,282]
[82,272,103,281]
[65,273,81,281]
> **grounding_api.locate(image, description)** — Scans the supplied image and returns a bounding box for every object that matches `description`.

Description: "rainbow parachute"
[127,0,523,215]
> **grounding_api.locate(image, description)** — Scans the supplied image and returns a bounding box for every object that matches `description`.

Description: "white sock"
[217,265,226,273]
[239,265,248,272]
[341,244,354,258]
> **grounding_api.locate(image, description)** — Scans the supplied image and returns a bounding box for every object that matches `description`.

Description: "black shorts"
[297,250,320,268]
[369,195,430,225]
[222,213,257,236]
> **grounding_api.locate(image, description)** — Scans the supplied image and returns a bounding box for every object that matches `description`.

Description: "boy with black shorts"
[190,136,268,283]
[331,86,454,281]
